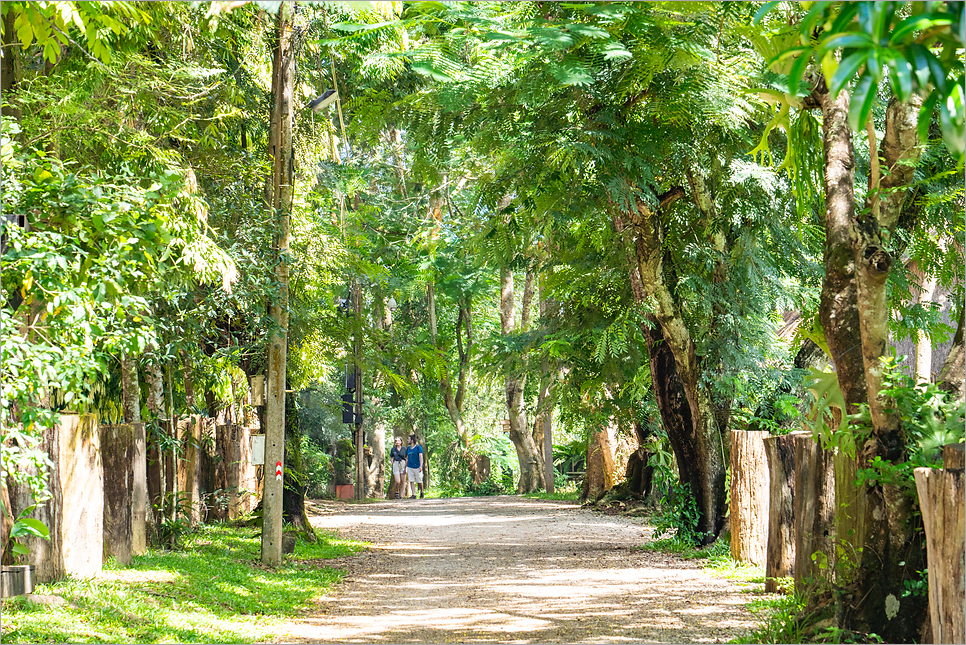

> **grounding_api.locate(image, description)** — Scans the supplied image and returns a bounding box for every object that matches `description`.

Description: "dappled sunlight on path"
[278,496,761,643]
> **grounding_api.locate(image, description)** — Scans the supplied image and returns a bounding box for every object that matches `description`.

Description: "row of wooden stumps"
[730,430,964,644]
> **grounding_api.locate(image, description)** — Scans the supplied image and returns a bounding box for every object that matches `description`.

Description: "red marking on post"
[275,461,283,481]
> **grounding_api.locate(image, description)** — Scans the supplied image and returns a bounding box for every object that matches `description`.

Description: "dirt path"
[280,496,762,644]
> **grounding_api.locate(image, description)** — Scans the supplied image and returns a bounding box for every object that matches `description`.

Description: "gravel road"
[279,496,762,644]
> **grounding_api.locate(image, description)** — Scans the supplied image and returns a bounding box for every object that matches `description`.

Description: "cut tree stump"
[730,429,770,566]
[100,423,134,566]
[764,433,797,593]
[915,462,965,644]
[791,431,835,599]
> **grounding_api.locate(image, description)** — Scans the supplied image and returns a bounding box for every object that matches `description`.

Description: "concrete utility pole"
[261,1,294,567]
[353,280,364,500]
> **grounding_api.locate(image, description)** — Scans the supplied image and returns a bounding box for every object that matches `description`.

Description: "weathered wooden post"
[730,429,770,566]
[914,444,965,644]
[792,431,835,599]
[100,423,134,565]
[11,415,103,583]
[764,433,797,593]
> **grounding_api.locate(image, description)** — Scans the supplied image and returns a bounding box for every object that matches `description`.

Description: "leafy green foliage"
[757,1,965,162]
[854,356,965,498]
[653,481,703,546]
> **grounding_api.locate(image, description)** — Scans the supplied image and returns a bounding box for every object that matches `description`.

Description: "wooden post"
[764,433,797,593]
[792,431,835,599]
[729,429,770,566]
[915,454,965,644]
[100,424,134,566]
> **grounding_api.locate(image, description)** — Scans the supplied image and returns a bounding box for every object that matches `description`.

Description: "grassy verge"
[639,534,794,643]
[1,524,363,644]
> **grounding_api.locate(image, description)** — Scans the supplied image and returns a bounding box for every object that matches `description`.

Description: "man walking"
[406,434,424,499]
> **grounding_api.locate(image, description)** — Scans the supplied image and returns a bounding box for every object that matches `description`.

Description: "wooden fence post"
[914,444,965,644]
[730,429,770,566]
[764,433,797,593]
[792,431,836,600]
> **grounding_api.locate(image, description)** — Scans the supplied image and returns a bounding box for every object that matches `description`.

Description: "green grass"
[1,524,363,644]
[524,483,580,502]
[734,591,809,644]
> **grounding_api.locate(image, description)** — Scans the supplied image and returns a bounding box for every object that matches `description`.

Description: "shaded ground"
[279,496,762,644]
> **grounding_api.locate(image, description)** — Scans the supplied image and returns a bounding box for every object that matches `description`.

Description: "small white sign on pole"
[251,434,265,465]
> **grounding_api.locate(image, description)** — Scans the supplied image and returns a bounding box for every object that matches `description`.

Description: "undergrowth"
[0,524,362,644]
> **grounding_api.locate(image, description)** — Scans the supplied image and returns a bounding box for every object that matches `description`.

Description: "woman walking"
[389,436,408,499]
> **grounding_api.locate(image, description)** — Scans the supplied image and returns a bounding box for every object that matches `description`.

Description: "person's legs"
[407,467,418,497]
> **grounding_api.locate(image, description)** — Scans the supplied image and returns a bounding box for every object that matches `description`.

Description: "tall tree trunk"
[427,280,471,445]
[846,95,928,642]
[500,266,544,493]
[818,86,867,413]
[629,188,726,544]
[261,1,294,566]
[145,357,165,534]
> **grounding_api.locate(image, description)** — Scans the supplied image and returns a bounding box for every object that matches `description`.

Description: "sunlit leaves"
[758,1,965,163]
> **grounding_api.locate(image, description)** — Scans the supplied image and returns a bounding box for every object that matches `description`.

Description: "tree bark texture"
[764,434,796,593]
[818,87,867,413]
[914,466,965,644]
[729,429,770,567]
[500,266,544,493]
[791,431,836,602]
[847,95,928,643]
[260,1,294,566]
[630,194,727,543]
[643,318,725,544]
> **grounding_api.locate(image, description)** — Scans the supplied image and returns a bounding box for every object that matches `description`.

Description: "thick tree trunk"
[261,1,294,566]
[818,87,866,414]
[817,83,930,639]
[367,420,386,498]
[121,353,142,424]
[846,96,928,643]
[642,317,725,544]
[630,190,727,543]
[581,420,617,503]
[119,353,147,555]
[500,266,544,493]
[616,421,654,500]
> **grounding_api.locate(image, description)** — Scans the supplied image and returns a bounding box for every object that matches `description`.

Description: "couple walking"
[390,434,424,499]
